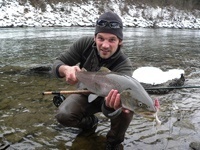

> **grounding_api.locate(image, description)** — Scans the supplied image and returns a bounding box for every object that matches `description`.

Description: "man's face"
[94,33,122,59]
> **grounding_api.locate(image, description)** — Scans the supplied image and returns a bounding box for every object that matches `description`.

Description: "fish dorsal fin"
[98,67,111,73]
[81,68,87,72]
[81,67,110,72]
[88,94,99,103]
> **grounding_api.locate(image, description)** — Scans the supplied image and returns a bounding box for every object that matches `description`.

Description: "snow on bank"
[0,0,200,29]
[132,67,185,85]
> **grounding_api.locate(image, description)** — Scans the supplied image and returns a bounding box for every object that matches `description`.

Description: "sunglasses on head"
[96,20,122,29]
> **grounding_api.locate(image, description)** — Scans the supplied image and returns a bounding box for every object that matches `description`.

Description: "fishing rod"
[42,90,92,95]
[145,85,200,90]
[43,85,200,107]
[42,90,92,107]
[42,85,200,95]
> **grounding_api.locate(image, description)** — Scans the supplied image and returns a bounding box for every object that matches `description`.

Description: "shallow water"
[0,27,200,150]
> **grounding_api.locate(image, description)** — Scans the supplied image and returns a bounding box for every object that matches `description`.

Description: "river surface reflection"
[0,27,200,150]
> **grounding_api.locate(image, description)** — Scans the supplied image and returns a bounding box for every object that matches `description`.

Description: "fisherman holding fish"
[52,11,159,150]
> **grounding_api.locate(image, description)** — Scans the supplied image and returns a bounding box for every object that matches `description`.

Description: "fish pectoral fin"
[88,94,99,103]
[108,107,123,118]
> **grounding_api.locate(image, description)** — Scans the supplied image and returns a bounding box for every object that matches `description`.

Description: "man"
[52,11,134,150]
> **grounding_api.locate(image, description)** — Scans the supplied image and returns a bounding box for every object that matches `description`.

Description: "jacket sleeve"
[101,101,121,119]
[110,51,134,77]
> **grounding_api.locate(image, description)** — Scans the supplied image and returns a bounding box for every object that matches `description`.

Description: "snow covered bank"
[0,0,200,29]
[132,67,185,85]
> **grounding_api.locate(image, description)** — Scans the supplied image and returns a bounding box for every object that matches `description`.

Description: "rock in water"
[189,142,200,150]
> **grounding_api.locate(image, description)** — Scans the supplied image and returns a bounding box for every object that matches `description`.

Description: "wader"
[55,94,133,145]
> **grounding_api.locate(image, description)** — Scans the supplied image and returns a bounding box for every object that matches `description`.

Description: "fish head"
[120,89,159,118]
[131,97,161,126]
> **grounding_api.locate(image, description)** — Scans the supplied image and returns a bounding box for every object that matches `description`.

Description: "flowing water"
[0,27,200,150]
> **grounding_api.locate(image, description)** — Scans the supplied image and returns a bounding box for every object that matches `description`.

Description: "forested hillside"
[0,0,200,28]
[17,0,200,11]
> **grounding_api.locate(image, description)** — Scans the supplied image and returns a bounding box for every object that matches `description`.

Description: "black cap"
[95,11,123,40]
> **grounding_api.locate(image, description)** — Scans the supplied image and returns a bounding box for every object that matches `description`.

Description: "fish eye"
[138,103,143,107]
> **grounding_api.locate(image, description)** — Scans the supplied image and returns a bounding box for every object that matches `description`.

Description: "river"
[0,27,200,150]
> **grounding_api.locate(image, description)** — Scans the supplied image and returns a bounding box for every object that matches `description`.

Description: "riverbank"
[0,0,200,29]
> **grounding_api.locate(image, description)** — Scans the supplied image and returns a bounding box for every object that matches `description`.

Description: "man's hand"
[105,89,130,113]
[58,65,81,85]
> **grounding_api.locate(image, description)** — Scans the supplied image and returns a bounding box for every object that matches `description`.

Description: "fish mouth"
[138,111,156,119]
[136,109,161,126]
[134,107,158,119]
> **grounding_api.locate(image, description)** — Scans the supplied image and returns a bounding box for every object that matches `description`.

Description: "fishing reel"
[53,94,65,107]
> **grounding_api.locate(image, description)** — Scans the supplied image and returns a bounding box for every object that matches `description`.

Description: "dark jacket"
[52,36,133,118]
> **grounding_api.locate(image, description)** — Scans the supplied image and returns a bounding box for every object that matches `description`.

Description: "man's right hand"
[58,65,81,85]
[105,89,130,114]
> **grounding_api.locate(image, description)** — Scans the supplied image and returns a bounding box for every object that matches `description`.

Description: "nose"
[102,40,109,48]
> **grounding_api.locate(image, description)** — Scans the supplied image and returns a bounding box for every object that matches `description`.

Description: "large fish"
[76,68,161,125]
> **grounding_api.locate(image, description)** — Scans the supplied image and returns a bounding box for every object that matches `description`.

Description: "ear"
[119,40,123,45]
[94,36,96,42]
